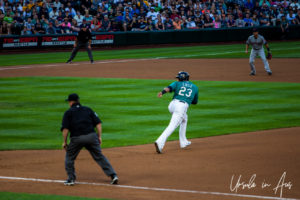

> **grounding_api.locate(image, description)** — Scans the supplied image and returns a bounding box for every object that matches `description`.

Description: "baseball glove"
[267,52,272,60]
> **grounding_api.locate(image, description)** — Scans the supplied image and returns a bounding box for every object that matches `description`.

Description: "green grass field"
[0,192,111,200]
[0,41,299,66]
[0,77,299,150]
[0,41,299,200]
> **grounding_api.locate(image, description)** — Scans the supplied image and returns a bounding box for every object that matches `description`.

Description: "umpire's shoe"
[111,175,119,185]
[64,179,75,186]
[249,71,256,76]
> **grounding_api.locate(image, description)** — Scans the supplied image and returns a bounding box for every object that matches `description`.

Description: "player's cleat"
[154,142,162,154]
[66,60,72,64]
[249,71,256,76]
[91,60,94,64]
[64,179,75,186]
[181,141,192,149]
[267,72,272,76]
[111,175,119,185]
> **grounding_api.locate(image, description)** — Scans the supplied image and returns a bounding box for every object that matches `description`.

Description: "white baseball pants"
[156,99,190,150]
[249,48,272,73]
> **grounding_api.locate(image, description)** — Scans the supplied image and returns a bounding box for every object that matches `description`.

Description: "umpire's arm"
[62,128,69,150]
[96,123,102,144]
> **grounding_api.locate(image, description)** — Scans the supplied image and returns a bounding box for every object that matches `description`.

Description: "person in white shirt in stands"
[74,11,84,26]
[53,0,61,10]
[186,17,196,29]
[147,7,159,21]
[49,7,59,21]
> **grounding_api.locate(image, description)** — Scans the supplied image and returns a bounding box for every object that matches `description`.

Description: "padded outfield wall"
[0,25,299,50]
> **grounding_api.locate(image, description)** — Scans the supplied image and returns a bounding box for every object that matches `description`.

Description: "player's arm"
[245,43,249,54]
[62,128,69,150]
[265,43,270,53]
[157,86,172,98]
[191,90,198,105]
[96,123,102,144]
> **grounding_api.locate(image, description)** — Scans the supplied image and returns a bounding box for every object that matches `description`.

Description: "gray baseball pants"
[249,48,272,73]
[65,132,116,181]
[68,41,93,62]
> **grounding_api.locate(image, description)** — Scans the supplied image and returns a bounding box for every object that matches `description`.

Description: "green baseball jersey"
[169,81,199,105]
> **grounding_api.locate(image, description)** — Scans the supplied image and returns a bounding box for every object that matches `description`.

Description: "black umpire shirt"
[77,29,92,43]
[61,103,101,137]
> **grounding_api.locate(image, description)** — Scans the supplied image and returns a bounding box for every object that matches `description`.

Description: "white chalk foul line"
[0,58,161,71]
[0,176,298,200]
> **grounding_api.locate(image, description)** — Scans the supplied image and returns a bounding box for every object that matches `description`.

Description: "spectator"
[213,15,222,28]
[220,14,228,27]
[296,10,300,24]
[53,0,62,10]
[21,26,33,35]
[34,23,46,34]
[145,17,154,31]
[100,15,111,32]
[244,0,254,10]
[244,13,253,26]
[46,22,57,34]
[147,7,159,21]
[164,15,174,30]
[235,13,246,27]
[290,0,300,10]
[204,13,214,28]
[59,18,72,33]
[260,13,271,26]
[186,17,196,29]
[252,14,260,26]
[1,21,10,34]
[286,10,296,24]
[91,17,101,32]
[137,17,148,31]
[155,16,165,30]
[49,7,59,21]
[74,11,84,26]
[130,16,140,31]
[173,17,182,30]
[196,15,205,28]
[280,15,289,39]
[83,10,93,24]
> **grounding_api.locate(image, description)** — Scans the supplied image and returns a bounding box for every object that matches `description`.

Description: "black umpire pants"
[68,41,93,62]
[65,132,116,181]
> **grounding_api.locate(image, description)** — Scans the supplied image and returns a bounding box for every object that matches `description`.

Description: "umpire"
[66,23,94,64]
[61,93,118,186]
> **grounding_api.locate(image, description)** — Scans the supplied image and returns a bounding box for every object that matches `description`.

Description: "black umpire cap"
[65,93,79,102]
[252,28,259,32]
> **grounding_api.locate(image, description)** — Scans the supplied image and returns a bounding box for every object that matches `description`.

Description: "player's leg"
[67,43,80,63]
[156,101,183,150]
[85,133,117,177]
[249,49,257,75]
[179,113,191,148]
[259,49,272,74]
[65,138,83,183]
[85,42,94,63]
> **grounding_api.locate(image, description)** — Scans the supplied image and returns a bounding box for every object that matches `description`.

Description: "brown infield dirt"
[0,58,300,200]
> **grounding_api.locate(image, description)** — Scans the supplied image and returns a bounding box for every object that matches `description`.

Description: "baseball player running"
[246,28,272,76]
[155,71,199,154]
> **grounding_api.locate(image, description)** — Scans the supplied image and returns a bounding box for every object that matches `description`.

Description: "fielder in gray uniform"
[246,28,272,76]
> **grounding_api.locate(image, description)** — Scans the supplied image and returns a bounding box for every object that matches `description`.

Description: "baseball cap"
[252,28,259,32]
[65,93,79,102]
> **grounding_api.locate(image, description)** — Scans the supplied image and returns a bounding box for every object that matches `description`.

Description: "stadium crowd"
[0,0,300,35]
